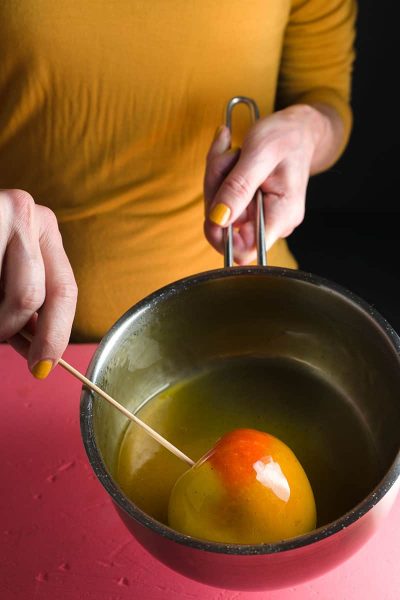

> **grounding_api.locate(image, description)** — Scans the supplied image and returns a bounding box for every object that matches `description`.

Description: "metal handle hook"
[224,96,267,268]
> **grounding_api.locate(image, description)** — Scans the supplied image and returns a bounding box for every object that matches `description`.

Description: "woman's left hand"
[203,104,339,264]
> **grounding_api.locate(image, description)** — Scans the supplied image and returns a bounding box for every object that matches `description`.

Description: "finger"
[204,125,234,209]
[0,195,46,341]
[264,194,305,251]
[204,148,240,208]
[203,200,252,256]
[264,157,309,250]
[203,148,242,252]
[7,335,30,359]
[7,314,38,359]
[203,125,239,253]
[263,168,307,251]
[208,134,280,228]
[222,202,258,265]
[27,206,77,378]
[207,125,231,160]
[203,219,225,255]
[232,220,257,265]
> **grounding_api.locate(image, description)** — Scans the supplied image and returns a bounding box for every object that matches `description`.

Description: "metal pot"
[80,265,400,591]
[80,98,400,590]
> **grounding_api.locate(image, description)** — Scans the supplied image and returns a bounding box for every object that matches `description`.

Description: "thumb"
[208,148,277,227]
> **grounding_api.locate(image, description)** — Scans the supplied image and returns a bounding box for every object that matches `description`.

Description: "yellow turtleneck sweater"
[0,1,356,340]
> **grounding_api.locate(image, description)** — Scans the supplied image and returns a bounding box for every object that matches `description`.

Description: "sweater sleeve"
[276,0,357,162]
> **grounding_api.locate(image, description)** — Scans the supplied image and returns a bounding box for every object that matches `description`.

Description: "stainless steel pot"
[80,266,400,590]
[80,98,400,590]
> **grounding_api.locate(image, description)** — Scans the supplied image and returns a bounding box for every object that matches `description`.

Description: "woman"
[0,0,356,377]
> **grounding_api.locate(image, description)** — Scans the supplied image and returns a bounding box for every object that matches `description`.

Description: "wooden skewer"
[19,330,195,467]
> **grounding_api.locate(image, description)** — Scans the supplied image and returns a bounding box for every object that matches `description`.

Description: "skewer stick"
[19,330,195,467]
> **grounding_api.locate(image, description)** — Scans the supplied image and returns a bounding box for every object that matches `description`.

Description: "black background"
[288,1,400,331]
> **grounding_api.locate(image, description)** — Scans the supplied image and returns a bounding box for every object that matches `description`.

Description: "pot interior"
[85,269,400,534]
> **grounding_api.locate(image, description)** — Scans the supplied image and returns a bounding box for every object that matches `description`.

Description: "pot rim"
[80,266,400,555]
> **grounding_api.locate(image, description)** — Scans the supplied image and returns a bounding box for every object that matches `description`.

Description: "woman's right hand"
[0,189,77,378]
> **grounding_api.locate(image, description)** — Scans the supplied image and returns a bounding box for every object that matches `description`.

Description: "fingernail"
[213,125,225,142]
[31,359,53,380]
[209,203,231,226]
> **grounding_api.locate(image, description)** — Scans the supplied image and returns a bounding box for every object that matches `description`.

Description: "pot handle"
[224,97,267,268]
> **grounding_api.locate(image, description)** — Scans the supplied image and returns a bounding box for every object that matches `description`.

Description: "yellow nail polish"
[209,203,231,226]
[213,125,225,141]
[31,359,53,380]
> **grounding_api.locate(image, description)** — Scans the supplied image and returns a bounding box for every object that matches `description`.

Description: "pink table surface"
[0,344,399,600]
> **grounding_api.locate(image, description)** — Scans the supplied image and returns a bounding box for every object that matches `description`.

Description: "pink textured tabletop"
[0,344,399,600]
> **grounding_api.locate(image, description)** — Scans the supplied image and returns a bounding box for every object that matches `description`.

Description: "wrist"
[290,103,330,149]
[301,102,344,173]
[281,103,340,173]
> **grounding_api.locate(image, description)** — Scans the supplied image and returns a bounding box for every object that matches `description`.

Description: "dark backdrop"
[289,0,400,331]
